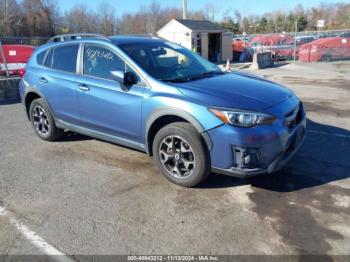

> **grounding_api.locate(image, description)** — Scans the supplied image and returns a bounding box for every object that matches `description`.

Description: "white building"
[157,19,233,63]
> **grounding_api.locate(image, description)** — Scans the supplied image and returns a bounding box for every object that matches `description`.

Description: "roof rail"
[48,33,110,43]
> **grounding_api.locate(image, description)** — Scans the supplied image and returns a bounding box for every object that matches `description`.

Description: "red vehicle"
[250,34,294,47]
[0,45,35,76]
[232,37,250,52]
[299,37,350,62]
[249,34,296,60]
[273,36,317,60]
[232,37,251,61]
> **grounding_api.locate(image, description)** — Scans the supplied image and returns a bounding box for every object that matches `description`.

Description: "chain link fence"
[0,37,49,46]
[233,29,350,63]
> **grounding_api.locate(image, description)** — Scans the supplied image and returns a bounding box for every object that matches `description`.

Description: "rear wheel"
[29,98,63,141]
[152,122,210,187]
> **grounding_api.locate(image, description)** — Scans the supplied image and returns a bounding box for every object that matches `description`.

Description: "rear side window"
[83,44,125,80]
[36,51,46,65]
[51,45,79,73]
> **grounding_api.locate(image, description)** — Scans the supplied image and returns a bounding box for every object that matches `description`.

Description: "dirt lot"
[0,62,349,259]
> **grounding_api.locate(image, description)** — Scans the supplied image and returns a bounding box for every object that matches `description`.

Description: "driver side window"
[83,44,141,84]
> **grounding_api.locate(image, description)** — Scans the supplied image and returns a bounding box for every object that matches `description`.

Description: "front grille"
[285,102,303,131]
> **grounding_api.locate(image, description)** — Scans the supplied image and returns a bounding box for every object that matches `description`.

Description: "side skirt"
[56,119,146,153]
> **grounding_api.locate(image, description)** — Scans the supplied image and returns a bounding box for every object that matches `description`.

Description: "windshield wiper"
[161,70,225,83]
[199,70,225,77]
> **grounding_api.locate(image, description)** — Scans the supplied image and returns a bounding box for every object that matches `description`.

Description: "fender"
[145,107,213,155]
[23,86,56,121]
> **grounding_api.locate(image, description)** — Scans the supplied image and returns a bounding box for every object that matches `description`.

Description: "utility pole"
[182,0,187,19]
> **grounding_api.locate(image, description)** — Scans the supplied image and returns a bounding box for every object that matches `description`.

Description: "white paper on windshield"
[9,50,16,56]
[165,42,184,50]
[342,38,347,44]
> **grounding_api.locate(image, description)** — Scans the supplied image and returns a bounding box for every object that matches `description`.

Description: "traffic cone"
[226,59,231,72]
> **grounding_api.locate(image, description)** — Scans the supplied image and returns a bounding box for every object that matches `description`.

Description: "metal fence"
[233,29,350,63]
[0,36,49,46]
[1,30,350,80]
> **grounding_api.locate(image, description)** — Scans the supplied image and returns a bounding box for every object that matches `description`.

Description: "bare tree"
[64,4,99,33]
[188,11,206,20]
[22,0,58,36]
[98,1,117,35]
[147,0,161,34]
[139,4,149,34]
[0,0,22,36]
[234,9,242,32]
[3,0,350,37]
[42,0,60,34]
[203,1,217,21]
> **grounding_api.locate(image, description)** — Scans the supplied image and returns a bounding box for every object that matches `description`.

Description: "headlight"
[209,108,276,128]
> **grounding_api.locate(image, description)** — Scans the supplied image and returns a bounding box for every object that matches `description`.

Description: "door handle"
[39,77,48,84]
[78,84,90,92]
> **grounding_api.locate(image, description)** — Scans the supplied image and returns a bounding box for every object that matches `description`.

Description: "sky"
[56,0,342,18]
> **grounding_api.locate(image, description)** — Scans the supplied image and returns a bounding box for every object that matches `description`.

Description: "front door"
[77,44,145,142]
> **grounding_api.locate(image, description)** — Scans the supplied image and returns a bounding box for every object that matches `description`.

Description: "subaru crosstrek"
[19,34,306,187]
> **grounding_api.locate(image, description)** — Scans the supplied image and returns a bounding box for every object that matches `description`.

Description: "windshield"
[118,41,222,82]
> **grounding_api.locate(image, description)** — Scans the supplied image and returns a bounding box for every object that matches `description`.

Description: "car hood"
[172,72,293,111]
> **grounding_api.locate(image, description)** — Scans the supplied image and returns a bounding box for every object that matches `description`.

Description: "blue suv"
[19,34,306,187]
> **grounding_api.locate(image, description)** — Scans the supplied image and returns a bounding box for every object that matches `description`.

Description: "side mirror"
[124,71,138,87]
[110,70,138,91]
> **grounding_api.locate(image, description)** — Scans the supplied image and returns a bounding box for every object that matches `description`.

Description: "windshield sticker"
[165,42,184,50]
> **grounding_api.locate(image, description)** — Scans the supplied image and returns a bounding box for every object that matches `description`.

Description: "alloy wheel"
[159,135,195,178]
[32,105,50,136]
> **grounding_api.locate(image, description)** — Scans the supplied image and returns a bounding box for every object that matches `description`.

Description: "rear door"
[38,44,80,124]
[76,43,145,142]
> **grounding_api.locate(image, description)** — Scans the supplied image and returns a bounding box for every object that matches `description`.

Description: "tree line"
[220,3,350,34]
[0,0,349,38]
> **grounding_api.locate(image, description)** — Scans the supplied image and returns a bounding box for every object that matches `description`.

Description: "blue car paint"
[76,74,145,141]
[173,72,292,111]
[20,36,306,178]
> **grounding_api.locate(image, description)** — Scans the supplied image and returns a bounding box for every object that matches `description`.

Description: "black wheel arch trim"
[145,107,213,155]
[24,88,56,121]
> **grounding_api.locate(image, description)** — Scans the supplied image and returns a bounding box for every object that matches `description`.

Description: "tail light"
[18,68,26,78]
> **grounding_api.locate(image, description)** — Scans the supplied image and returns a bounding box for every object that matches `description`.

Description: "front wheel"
[152,122,210,187]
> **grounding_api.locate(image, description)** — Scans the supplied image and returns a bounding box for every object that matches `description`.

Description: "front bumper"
[211,129,305,178]
[208,104,306,178]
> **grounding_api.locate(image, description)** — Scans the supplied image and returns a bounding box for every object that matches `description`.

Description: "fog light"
[243,154,251,165]
[232,146,260,169]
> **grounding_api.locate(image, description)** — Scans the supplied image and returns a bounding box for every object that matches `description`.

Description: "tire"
[29,98,63,141]
[322,54,332,62]
[152,122,210,187]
